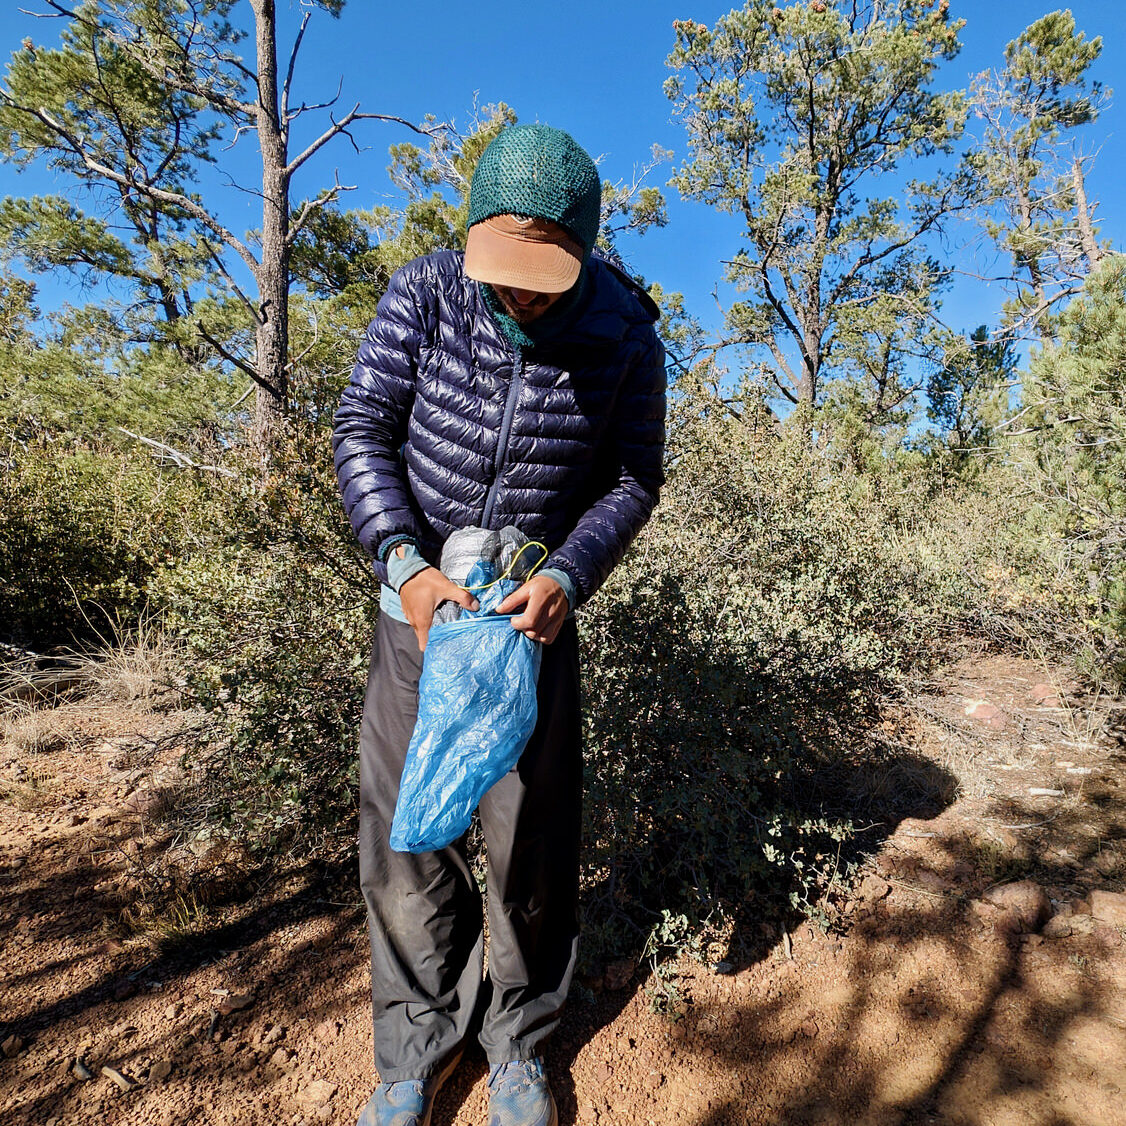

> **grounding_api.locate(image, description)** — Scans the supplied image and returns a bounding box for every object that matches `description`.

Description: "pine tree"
[0,0,437,449]
[665,0,974,414]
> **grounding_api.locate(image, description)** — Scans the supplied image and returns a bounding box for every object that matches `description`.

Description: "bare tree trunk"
[1072,157,1104,272]
[1015,185,1049,316]
[252,0,290,450]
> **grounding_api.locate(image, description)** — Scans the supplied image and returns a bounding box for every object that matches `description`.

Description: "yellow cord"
[459,540,549,593]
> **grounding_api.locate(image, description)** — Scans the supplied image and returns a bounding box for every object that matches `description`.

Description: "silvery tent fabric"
[433,525,534,625]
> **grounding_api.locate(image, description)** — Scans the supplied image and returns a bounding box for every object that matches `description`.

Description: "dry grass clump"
[81,624,180,707]
[0,622,180,714]
[0,708,69,756]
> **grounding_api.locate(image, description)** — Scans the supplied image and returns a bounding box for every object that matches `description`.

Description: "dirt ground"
[1,651,1124,1126]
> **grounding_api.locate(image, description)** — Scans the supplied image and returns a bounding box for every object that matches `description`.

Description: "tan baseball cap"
[464,214,583,294]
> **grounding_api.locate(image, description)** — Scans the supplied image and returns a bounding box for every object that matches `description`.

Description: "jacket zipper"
[481,349,524,528]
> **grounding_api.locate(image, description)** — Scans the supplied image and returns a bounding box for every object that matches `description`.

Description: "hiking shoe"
[486,1057,558,1126]
[357,1079,433,1126]
[357,1051,461,1126]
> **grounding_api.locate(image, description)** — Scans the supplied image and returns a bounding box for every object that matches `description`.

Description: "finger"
[449,584,479,612]
[496,583,532,616]
[414,605,435,652]
[510,602,549,634]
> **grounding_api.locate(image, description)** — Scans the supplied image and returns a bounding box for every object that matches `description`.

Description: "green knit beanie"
[467,125,601,262]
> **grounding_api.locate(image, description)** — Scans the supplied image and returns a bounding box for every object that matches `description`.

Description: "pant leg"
[477,617,584,1063]
[358,614,484,1083]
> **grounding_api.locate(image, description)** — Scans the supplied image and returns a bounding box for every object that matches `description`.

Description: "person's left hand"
[496,574,570,644]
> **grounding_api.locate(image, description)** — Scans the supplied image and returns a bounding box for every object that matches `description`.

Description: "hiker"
[333,123,666,1126]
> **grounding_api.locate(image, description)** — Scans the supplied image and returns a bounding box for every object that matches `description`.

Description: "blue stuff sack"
[389,563,543,853]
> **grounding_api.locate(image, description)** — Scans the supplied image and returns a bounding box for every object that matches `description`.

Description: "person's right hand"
[398,567,479,652]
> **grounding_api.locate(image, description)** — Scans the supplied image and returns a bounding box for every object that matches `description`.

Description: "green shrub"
[576,379,988,952]
[0,440,201,646]
[151,420,377,852]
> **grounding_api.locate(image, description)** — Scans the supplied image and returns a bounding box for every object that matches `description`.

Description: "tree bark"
[252,0,290,450]
[1015,182,1050,340]
[1072,157,1103,272]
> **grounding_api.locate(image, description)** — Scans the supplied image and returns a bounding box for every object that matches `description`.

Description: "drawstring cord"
[459,540,549,594]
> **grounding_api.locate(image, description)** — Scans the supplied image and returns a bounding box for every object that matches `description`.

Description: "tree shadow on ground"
[674,711,1126,1125]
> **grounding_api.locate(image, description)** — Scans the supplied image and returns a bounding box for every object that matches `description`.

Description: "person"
[332,123,666,1126]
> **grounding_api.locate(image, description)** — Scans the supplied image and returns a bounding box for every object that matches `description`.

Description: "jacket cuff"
[538,566,577,611]
[377,533,418,564]
[386,543,431,593]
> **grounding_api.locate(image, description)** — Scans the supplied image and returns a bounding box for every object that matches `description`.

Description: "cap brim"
[464,222,582,293]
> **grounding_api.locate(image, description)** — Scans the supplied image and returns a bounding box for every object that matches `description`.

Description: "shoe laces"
[487,1057,545,1093]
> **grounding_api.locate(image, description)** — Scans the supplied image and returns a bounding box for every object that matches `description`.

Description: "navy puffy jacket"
[332,250,666,605]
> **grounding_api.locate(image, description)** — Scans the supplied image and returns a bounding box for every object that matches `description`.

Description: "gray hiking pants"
[358,613,583,1082]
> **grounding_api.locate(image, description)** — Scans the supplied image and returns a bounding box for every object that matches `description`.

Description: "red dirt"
[1,654,1124,1126]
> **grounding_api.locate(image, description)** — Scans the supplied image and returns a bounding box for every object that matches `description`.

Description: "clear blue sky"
[2,1,1124,345]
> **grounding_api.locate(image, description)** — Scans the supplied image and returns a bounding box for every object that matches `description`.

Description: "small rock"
[73,1057,95,1081]
[913,869,953,894]
[1,1035,25,1058]
[164,1002,182,1020]
[100,1064,134,1091]
[1066,913,1099,936]
[1029,787,1065,797]
[270,1047,293,1069]
[1042,916,1073,939]
[123,788,165,817]
[710,960,735,975]
[218,992,254,1015]
[1087,890,1126,928]
[1030,683,1059,704]
[860,875,891,902]
[966,700,1006,729]
[153,765,184,789]
[313,1020,341,1042]
[148,1060,173,1082]
[800,1017,819,1038]
[262,1024,286,1046]
[1094,923,1124,950]
[983,881,1051,933]
[298,1079,338,1108]
[603,959,636,991]
[112,978,137,1002]
[1093,850,1122,877]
